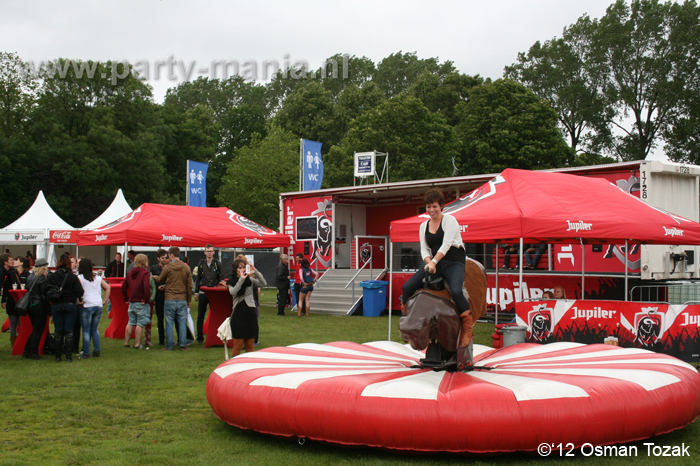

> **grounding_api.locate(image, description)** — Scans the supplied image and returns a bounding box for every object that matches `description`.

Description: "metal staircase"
[294,268,387,316]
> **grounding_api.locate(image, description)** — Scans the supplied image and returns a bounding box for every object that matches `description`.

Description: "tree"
[0,52,38,137]
[317,53,376,97]
[373,52,455,98]
[324,95,459,187]
[273,81,337,144]
[456,79,574,175]
[505,16,610,154]
[28,59,168,226]
[410,71,483,126]
[593,0,699,160]
[217,126,299,228]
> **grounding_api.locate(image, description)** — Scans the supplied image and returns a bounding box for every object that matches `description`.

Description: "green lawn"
[1,289,698,466]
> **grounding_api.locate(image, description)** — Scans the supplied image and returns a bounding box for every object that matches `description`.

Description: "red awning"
[77,203,291,248]
[390,168,700,245]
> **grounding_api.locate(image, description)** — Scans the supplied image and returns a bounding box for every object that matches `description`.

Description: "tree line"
[1,0,697,229]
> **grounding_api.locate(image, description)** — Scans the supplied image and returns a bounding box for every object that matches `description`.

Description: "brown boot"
[458,311,474,348]
[10,335,16,348]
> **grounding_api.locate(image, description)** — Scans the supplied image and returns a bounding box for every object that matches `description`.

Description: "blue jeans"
[401,260,470,314]
[81,306,102,353]
[164,300,188,350]
[52,303,78,333]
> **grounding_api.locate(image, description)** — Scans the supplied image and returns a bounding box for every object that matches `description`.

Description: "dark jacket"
[123,267,152,303]
[2,268,29,304]
[42,268,84,304]
[276,262,290,289]
[27,273,48,307]
[194,259,223,293]
[105,259,124,278]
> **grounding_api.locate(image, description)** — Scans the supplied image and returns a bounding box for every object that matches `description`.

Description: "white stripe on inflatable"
[227,351,409,366]
[361,371,447,400]
[498,358,695,372]
[497,367,680,391]
[214,362,401,379]
[363,341,426,358]
[249,367,414,389]
[482,342,584,365]
[489,347,653,367]
[467,371,589,401]
[289,342,417,364]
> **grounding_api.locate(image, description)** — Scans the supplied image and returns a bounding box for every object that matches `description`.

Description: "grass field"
[1,289,698,466]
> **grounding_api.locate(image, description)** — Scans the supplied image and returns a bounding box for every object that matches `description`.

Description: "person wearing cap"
[24,258,50,359]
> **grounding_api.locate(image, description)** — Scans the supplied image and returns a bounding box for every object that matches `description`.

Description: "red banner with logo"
[49,230,78,243]
[515,300,700,362]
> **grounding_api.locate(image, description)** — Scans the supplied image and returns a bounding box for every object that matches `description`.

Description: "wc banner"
[515,300,700,362]
[301,139,323,191]
[187,160,209,207]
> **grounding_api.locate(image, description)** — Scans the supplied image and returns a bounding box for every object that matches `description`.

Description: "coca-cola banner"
[515,300,700,362]
[49,230,78,243]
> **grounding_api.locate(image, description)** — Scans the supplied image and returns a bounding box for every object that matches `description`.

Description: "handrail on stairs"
[344,256,373,303]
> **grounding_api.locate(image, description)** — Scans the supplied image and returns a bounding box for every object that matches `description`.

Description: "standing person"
[193,244,223,344]
[153,247,193,351]
[297,259,319,317]
[228,258,267,357]
[43,253,84,362]
[77,258,110,358]
[292,253,304,314]
[0,253,14,346]
[23,258,49,360]
[125,250,137,273]
[26,251,35,267]
[275,254,290,316]
[3,255,29,349]
[104,252,124,278]
[150,249,169,346]
[122,254,153,350]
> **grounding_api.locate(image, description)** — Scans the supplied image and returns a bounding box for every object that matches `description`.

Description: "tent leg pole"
[625,240,629,301]
[388,243,393,341]
[495,244,499,326]
[580,239,585,300]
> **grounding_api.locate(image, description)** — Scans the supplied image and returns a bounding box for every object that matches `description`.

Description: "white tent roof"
[82,189,133,230]
[2,191,74,230]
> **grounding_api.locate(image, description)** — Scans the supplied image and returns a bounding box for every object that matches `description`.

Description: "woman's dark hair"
[78,258,94,282]
[232,258,247,274]
[57,253,71,270]
[17,257,29,270]
[424,188,445,208]
[300,258,310,269]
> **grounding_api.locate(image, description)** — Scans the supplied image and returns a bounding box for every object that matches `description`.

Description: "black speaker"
[304,242,310,256]
[592,244,603,252]
[685,250,695,265]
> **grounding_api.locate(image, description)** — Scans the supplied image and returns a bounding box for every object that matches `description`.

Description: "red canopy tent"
[390,168,700,245]
[388,169,700,328]
[76,203,291,248]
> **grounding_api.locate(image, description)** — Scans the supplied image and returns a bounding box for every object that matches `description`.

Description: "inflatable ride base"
[206,341,700,454]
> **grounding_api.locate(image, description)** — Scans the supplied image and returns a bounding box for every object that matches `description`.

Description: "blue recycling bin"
[359,280,389,317]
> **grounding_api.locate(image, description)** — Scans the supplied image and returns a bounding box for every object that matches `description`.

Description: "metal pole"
[299,139,303,191]
[518,238,524,303]
[388,242,393,341]
[580,239,585,299]
[624,240,629,301]
[495,244,499,326]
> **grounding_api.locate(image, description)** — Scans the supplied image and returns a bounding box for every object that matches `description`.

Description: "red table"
[104,283,130,339]
[9,289,50,356]
[201,286,233,348]
[104,277,125,319]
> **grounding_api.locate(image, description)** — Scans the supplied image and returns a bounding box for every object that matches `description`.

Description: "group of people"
[2,251,108,361]
[274,253,318,318]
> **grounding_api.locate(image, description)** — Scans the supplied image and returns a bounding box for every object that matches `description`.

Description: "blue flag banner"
[187,160,209,207]
[302,139,323,191]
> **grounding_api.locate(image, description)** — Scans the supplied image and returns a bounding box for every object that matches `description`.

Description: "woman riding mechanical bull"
[400,188,486,367]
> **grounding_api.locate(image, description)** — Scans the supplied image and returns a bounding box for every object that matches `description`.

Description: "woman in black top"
[23,258,50,359]
[42,254,84,362]
[2,256,30,349]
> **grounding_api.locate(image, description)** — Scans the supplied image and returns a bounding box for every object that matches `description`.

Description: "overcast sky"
[3,0,615,102]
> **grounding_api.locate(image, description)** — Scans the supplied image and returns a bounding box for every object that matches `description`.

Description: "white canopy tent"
[82,189,132,230]
[0,191,74,263]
